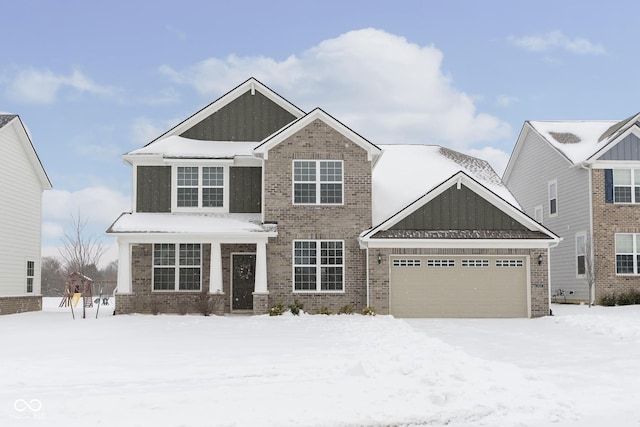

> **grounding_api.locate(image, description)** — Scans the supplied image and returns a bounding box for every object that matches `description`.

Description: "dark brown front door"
[232,254,256,310]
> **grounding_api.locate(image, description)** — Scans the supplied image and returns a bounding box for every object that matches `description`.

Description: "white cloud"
[6,68,117,104]
[43,186,130,224]
[131,116,183,144]
[496,95,518,108]
[42,221,65,239]
[159,28,511,148]
[509,31,605,55]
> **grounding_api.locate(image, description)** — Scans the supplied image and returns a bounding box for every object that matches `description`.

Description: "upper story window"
[293,160,343,205]
[26,260,34,293]
[548,180,558,216]
[534,205,543,224]
[174,165,227,211]
[613,169,640,203]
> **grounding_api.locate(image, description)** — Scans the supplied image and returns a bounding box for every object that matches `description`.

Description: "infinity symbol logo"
[14,399,42,412]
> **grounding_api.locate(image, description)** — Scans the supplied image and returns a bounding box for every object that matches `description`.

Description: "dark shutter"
[604,169,613,203]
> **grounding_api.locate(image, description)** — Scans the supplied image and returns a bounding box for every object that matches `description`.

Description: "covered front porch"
[107,212,277,315]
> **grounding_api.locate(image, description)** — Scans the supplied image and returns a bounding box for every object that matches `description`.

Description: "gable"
[390,184,527,231]
[597,132,640,161]
[180,89,298,142]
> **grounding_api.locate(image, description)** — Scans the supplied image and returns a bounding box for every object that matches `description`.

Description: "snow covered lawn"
[1,301,639,427]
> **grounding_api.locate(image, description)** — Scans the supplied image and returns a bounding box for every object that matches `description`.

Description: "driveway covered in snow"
[1,301,638,426]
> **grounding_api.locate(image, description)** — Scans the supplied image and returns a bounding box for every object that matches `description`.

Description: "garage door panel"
[390,256,528,318]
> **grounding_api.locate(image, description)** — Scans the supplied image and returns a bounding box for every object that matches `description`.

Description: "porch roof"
[107,212,277,235]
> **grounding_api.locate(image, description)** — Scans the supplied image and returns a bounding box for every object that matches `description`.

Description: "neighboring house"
[0,115,52,315]
[107,78,558,318]
[504,113,640,304]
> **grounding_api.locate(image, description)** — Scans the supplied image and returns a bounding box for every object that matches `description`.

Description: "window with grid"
[613,169,640,204]
[176,166,224,208]
[153,243,201,290]
[294,240,343,291]
[427,259,455,267]
[615,234,640,275]
[461,259,489,267]
[26,260,34,293]
[293,160,343,205]
[495,259,524,267]
[392,259,422,267]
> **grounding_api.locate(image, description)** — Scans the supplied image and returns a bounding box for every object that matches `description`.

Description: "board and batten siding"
[0,121,44,296]
[505,127,591,301]
[598,133,640,160]
[229,167,261,213]
[136,166,171,213]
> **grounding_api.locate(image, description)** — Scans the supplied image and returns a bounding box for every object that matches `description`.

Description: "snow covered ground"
[1,300,639,427]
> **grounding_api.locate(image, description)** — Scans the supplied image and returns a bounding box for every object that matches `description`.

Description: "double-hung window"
[293,240,344,292]
[615,234,640,275]
[576,233,586,276]
[176,166,224,209]
[548,180,558,216]
[153,243,201,290]
[293,160,343,205]
[613,169,640,203]
[26,260,34,293]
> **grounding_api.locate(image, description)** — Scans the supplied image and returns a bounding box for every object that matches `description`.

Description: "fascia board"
[361,238,558,249]
[9,117,52,189]
[586,124,640,163]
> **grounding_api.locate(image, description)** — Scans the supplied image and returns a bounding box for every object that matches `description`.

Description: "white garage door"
[390,256,529,318]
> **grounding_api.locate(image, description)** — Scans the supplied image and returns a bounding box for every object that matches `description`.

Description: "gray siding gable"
[180,90,297,142]
[390,184,527,231]
[598,132,640,160]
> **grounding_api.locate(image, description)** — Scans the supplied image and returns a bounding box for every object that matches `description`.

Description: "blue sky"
[2,0,638,265]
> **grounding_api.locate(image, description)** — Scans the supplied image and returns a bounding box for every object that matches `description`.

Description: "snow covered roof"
[125,135,256,159]
[107,212,276,235]
[372,145,519,225]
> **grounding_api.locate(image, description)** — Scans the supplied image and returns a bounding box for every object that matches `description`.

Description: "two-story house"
[108,78,558,318]
[504,113,640,304]
[0,115,52,315]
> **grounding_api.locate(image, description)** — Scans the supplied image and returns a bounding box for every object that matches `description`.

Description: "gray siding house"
[504,114,640,303]
[108,78,558,318]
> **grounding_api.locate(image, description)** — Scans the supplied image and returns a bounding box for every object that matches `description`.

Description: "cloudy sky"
[2,0,638,266]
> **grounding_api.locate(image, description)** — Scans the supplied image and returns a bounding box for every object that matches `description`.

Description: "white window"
[153,244,202,291]
[26,260,34,293]
[534,205,543,224]
[427,259,455,267]
[615,233,640,275]
[461,259,489,267]
[496,259,524,267]
[548,180,558,216]
[293,240,344,292]
[174,165,227,211]
[613,169,640,203]
[576,233,586,276]
[293,160,343,205]
[392,259,422,267]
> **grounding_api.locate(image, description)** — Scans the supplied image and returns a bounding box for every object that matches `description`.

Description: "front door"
[232,253,256,310]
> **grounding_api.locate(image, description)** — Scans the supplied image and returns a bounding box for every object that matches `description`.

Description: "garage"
[389,256,529,318]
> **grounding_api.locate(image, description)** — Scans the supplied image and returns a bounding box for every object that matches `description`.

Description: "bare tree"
[583,235,595,307]
[58,212,106,277]
[41,256,66,297]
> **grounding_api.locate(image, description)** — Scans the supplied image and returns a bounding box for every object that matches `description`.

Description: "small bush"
[630,289,640,304]
[269,303,286,316]
[338,305,355,315]
[600,294,617,306]
[289,299,304,316]
[318,306,332,315]
[617,292,635,306]
[362,306,376,316]
[196,291,213,316]
[177,301,189,315]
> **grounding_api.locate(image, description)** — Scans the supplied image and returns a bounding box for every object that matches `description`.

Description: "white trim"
[254,108,382,162]
[292,239,345,294]
[576,232,587,278]
[586,118,640,162]
[113,233,274,244]
[117,240,132,293]
[151,243,203,292]
[363,239,556,249]
[209,242,223,294]
[614,233,640,276]
[171,164,229,213]
[590,160,640,169]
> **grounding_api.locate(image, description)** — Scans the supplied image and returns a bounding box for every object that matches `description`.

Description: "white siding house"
[0,115,51,314]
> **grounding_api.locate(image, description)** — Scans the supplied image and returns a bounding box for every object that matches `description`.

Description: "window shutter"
[604,169,613,203]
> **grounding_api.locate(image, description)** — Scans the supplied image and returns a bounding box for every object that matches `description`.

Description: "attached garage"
[389,256,529,318]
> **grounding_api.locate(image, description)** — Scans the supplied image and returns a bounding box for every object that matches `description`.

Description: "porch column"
[209,242,223,293]
[116,239,131,293]
[254,241,268,293]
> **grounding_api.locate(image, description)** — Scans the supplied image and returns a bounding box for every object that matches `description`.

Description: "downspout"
[580,162,595,306]
[365,247,370,308]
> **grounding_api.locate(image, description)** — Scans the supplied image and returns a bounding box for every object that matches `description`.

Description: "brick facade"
[262,119,372,313]
[0,295,42,315]
[368,247,549,318]
[591,168,640,302]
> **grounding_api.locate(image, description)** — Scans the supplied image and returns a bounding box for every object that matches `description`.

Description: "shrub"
[289,299,304,316]
[196,291,213,316]
[338,305,355,315]
[318,306,332,315]
[362,306,376,316]
[177,301,189,315]
[600,293,617,307]
[269,303,286,316]
[630,289,640,304]
[617,292,635,306]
